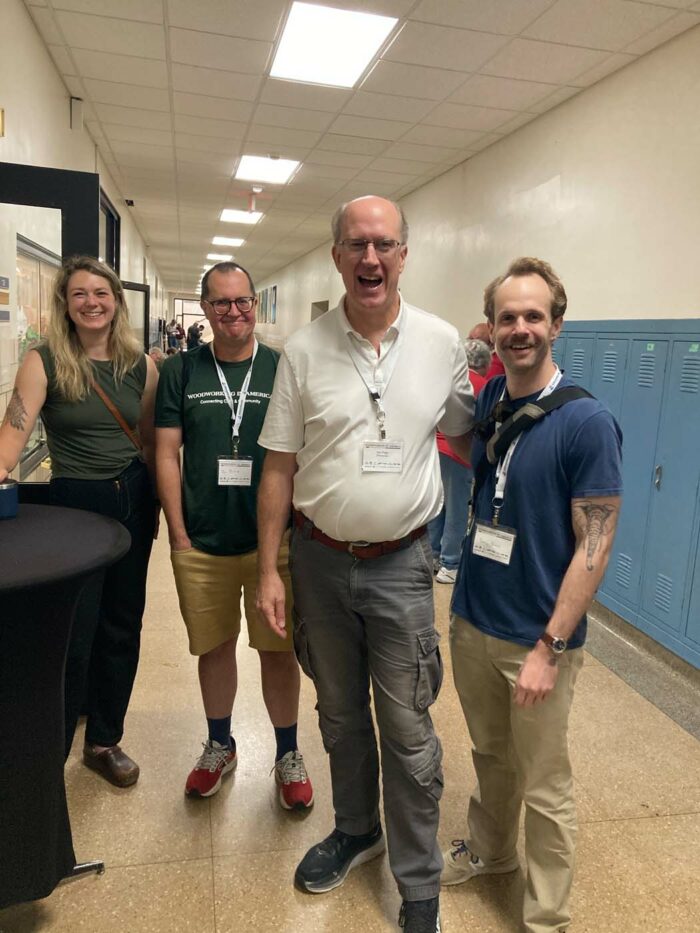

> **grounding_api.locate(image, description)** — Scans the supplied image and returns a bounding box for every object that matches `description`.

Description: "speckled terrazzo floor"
[1,534,698,932]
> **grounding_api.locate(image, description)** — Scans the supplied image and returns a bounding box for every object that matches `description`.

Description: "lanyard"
[492,367,562,524]
[210,339,258,455]
[345,325,404,441]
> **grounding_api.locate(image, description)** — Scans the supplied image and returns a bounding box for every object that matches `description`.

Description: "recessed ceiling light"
[220,209,263,225]
[271,1,397,88]
[207,253,233,261]
[235,155,299,185]
[212,236,245,247]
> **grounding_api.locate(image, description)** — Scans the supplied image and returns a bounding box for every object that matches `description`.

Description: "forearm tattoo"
[3,388,28,431]
[575,501,616,571]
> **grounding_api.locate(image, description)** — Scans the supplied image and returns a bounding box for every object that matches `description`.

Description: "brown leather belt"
[293,510,427,560]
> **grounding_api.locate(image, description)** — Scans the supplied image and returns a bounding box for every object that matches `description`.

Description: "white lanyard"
[345,326,404,440]
[210,339,258,454]
[492,367,562,522]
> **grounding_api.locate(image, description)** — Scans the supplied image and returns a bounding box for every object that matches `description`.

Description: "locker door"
[562,336,594,389]
[685,538,700,649]
[590,338,629,422]
[605,339,668,608]
[552,335,566,369]
[641,341,700,633]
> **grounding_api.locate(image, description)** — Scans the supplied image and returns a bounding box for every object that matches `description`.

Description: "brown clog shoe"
[83,744,140,787]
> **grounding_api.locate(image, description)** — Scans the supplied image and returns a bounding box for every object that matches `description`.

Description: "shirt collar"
[339,293,405,342]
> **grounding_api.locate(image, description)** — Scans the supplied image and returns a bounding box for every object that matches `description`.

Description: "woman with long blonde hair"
[0,255,158,786]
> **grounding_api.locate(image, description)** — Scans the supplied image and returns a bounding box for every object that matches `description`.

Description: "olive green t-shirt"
[35,343,147,480]
[154,342,280,556]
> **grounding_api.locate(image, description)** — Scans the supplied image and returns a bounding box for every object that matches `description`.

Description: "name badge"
[218,456,253,486]
[362,440,404,473]
[472,521,516,565]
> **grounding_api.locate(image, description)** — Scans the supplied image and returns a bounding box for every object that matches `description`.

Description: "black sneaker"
[398,896,441,932]
[294,824,385,893]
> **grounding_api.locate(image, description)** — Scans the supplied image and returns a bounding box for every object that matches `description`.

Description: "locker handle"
[654,465,663,490]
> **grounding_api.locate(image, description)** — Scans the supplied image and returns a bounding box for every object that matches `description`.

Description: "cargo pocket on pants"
[292,609,316,685]
[411,737,444,802]
[414,629,443,711]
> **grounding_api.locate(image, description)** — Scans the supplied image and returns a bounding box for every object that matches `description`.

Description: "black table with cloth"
[0,503,130,909]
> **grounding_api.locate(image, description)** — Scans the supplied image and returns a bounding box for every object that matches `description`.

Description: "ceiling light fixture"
[235,154,299,185]
[220,209,263,225]
[212,236,245,247]
[207,253,233,261]
[271,1,397,88]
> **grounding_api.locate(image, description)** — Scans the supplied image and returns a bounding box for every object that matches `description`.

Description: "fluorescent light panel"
[220,209,263,225]
[207,252,233,260]
[235,155,299,185]
[212,236,245,247]
[271,2,397,88]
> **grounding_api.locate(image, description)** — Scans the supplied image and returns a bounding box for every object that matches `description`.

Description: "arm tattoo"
[3,388,28,431]
[575,501,616,571]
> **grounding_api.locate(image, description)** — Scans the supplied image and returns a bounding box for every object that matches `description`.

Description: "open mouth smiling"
[358,275,383,289]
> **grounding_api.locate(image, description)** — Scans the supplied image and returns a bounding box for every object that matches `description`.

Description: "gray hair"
[331,197,409,244]
[463,338,491,375]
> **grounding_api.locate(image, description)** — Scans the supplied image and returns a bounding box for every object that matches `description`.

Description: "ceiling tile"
[175,133,241,154]
[464,132,503,153]
[260,79,353,113]
[169,28,272,74]
[361,60,468,101]
[522,0,675,52]
[401,124,484,148]
[254,104,335,133]
[174,92,254,122]
[328,115,413,142]
[623,10,700,54]
[410,0,556,34]
[51,0,163,24]
[306,150,374,169]
[491,111,539,135]
[383,22,509,72]
[633,0,700,6]
[448,74,557,111]
[295,163,360,181]
[381,141,457,162]
[569,51,637,87]
[481,38,610,84]
[103,123,173,147]
[82,78,170,110]
[174,113,248,140]
[527,85,581,113]
[94,103,172,130]
[175,149,236,173]
[342,90,435,123]
[167,0,287,41]
[355,168,423,186]
[367,156,427,175]
[27,6,64,45]
[171,64,262,100]
[246,124,322,150]
[47,44,74,73]
[423,102,520,132]
[55,10,166,58]
[73,50,169,87]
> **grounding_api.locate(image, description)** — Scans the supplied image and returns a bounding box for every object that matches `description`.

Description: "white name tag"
[218,457,253,486]
[361,440,404,473]
[473,521,516,565]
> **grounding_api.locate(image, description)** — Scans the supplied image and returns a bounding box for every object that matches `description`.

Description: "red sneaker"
[274,750,314,810]
[185,740,237,798]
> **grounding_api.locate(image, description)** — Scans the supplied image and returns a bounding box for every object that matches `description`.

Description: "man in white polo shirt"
[256,196,474,933]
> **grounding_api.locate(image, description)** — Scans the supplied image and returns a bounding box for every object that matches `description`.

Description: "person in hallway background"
[429,337,490,584]
[256,196,473,933]
[444,258,622,933]
[166,318,179,349]
[469,321,505,379]
[186,321,204,350]
[0,255,158,786]
[155,262,313,808]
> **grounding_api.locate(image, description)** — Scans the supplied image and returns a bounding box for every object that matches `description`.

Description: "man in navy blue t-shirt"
[442,258,622,933]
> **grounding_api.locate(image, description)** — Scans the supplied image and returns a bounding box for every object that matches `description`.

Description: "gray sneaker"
[441,839,519,886]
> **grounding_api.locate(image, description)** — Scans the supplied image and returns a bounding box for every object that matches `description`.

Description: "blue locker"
[686,530,700,649]
[562,336,594,389]
[552,335,566,369]
[640,341,700,633]
[589,338,629,422]
[604,339,668,608]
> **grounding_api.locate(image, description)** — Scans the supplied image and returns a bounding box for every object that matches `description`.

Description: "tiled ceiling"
[24,0,700,294]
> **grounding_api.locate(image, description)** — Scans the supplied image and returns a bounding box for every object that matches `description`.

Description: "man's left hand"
[514,642,559,707]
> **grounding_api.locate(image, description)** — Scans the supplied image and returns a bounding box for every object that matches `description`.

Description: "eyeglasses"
[206,297,256,315]
[336,238,403,254]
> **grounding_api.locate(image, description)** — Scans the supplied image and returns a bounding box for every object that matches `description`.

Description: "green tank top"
[35,343,147,480]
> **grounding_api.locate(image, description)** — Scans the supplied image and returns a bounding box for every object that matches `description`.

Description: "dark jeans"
[50,458,155,754]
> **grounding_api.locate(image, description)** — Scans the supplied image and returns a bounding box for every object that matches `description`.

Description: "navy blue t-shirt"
[451,375,623,649]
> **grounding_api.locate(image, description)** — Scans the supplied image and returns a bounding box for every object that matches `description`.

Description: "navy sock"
[207,716,234,750]
[274,723,298,761]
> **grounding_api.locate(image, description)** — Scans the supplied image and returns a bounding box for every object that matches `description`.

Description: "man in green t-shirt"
[155,262,313,808]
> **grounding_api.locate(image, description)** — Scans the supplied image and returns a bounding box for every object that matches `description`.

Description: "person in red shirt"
[429,338,491,583]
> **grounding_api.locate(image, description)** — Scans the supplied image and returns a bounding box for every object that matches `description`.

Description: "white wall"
[256,23,700,346]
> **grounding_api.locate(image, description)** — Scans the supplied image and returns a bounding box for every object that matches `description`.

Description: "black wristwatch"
[539,632,568,655]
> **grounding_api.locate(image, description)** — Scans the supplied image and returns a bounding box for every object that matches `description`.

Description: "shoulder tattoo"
[4,388,28,431]
[575,501,617,571]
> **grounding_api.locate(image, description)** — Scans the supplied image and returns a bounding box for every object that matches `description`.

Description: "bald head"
[469,322,492,348]
[331,196,409,245]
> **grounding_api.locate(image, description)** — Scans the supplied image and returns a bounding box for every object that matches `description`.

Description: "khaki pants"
[449,615,583,933]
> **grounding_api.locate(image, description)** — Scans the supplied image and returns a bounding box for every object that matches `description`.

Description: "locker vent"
[654,573,673,614]
[680,356,700,393]
[571,349,585,380]
[638,353,656,388]
[615,553,632,589]
[602,349,617,383]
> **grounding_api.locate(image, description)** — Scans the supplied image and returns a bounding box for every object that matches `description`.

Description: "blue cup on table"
[0,479,19,519]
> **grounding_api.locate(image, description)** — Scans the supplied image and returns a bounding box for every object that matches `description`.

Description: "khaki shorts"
[170,534,293,656]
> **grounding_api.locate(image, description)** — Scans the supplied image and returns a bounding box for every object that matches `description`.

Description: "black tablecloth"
[0,504,131,908]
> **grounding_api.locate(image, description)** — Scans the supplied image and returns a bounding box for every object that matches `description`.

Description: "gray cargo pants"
[289,522,444,901]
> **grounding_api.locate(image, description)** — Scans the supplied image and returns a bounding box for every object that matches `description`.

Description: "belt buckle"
[348,539,371,555]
